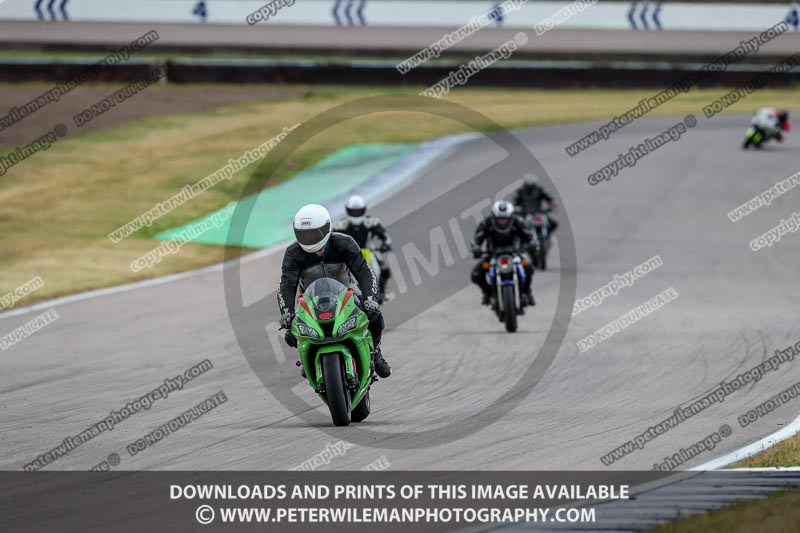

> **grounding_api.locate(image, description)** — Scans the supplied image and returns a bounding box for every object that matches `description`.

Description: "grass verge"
[2,84,799,306]
[731,429,800,468]
[646,487,800,533]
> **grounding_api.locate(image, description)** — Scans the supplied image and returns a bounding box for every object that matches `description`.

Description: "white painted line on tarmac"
[0,132,473,322]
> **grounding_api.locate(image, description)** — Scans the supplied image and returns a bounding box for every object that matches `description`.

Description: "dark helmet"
[779,110,790,122]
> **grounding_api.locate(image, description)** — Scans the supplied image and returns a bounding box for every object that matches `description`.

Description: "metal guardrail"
[2,57,799,88]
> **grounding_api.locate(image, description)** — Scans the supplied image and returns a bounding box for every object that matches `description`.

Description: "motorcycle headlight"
[337,316,358,336]
[296,321,320,339]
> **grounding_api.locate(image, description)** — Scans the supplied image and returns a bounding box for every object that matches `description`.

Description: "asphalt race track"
[3,113,800,477]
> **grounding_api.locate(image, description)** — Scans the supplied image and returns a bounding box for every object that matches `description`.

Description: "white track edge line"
[0,133,472,322]
[691,412,800,471]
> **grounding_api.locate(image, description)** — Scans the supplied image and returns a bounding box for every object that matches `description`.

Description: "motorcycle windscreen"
[304,278,347,317]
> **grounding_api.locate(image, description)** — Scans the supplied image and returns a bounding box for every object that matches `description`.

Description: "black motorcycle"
[525,211,552,271]
[484,246,528,333]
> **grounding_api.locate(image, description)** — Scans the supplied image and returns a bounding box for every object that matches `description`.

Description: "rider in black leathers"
[470,201,536,307]
[333,195,393,296]
[513,174,559,234]
[279,204,391,378]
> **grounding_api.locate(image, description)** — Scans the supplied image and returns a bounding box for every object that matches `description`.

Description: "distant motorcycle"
[743,126,775,149]
[743,121,790,149]
[483,246,529,333]
[526,211,552,271]
[360,245,392,304]
[360,247,384,303]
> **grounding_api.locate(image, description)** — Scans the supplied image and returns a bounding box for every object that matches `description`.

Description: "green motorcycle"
[291,278,375,426]
[743,126,767,149]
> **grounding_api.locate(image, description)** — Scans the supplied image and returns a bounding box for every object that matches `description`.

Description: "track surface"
[3,21,800,57]
[2,114,800,473]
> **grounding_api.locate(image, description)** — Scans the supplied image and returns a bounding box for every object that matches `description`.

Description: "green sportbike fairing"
[743,126,765,148]
[291,278,375,426]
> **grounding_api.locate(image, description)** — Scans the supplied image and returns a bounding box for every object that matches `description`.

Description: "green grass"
[1,83,799,306]
[646,488,800,533]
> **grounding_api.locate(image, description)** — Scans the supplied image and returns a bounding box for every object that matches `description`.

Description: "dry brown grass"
[2,84,799,305]
[646,488,800,533]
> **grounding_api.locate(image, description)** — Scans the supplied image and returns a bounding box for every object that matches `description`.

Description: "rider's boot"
[372,345,392,378]
[481,291,491,306]
[525,289,536,306]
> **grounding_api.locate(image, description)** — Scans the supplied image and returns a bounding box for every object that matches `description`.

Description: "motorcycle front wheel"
[502,285,518,333]
[322,354,351,426]
[351,390,371,422]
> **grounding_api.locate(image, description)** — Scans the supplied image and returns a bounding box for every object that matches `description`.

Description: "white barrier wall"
[1,1,798,32]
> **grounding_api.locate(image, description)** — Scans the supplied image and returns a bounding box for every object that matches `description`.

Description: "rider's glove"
[279,312,294,330]
[379,243,393,253]
[363,296,381,315]
[471,244,483,259]
[284,331,298,348]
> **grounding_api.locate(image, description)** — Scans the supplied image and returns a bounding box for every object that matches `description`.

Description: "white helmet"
[523,174,539,186]
[491,200,515,232]
[293,204,331,253]
[346,195,367,224]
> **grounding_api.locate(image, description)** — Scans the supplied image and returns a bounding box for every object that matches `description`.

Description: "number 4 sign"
[193,0,208,23]
[787,2,799,31]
